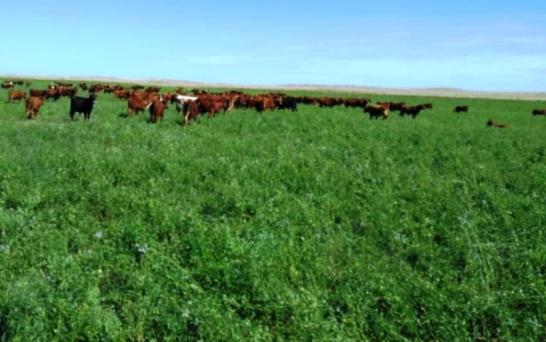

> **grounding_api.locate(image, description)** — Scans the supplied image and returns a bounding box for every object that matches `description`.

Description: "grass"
[0,80,544,340]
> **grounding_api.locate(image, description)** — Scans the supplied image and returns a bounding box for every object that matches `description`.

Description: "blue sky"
[1,1,545,91]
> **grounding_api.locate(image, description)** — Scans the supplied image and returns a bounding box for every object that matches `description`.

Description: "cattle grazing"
[183,100,200,126]
[196,96,227,116]
[378,102,406,111]
[364,104,389,120]
[344,98,369,108]
[46,88,61,101]
[399,104,429,118]
[131,85,145,90]
[318,97,342,108]
[113,89,131,100]
[191,89,209,95]
[149,98,168,123]
[1,81,14,89]
[127,93,153,116]
[174,95,199,113]
[29,89,48,98]
[8,90,27,103]
[25,96,44,119]
[13,80,25,85]
[253,95,277,113]
[454,106,469,113]
[56,82,73,87]
[532,109,546,116]
[277,96,298,112]
[486,119,508,128]
[145,86,161,93]
[89,84,105,93]
[298,96,319,105]
[69,94,97,120]
[79,83,88,90]
[422,103,433,109]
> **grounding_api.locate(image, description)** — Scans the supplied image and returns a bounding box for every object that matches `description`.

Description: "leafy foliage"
[0,80,544,340]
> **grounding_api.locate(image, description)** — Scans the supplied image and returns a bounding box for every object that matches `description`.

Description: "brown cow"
[317,97,341,108]
[25,96,44,119]
[364,104,389,120]
[344,98,369,108]
[127,93,153,116]
[113,89,131,100]
[298,96,319,105]
[149,98,168,123]
[487,119,508,128]
[532,109,546,116]
[183,100,200,126]
[8,90,27,103]
[29,89,48,98]
[89,84,105,93]
[378,102,406,111]
[197,96,226,116]
[399,104,428,118]
[146,86,161,93]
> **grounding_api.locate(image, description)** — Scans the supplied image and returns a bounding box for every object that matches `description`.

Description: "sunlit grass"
[0,80,544,340]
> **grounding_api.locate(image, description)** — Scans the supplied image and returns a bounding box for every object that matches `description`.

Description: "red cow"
[149,98,168,123]
[127,93,152,116]
[344,98,369,108]
[25,96,44,119]
[364,104,389,120]
[317,97,341,108]
[8,90,27,103]
[29,89,48,97]
[399,104,428,118]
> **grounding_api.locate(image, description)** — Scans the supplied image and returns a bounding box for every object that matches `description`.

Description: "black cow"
[277,96,298,112]
[70,94,97,120]
[454,105,469,113]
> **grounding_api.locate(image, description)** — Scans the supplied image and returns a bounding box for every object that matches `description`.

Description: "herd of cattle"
[2,79,546,128]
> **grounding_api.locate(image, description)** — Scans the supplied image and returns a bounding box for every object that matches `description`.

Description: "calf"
[486,119,508,128]
[454,105,469,113]
[69,94,97,120]
[8,90,27,103]
[149,98,168,123]
[532,109,546,116]
[25,96,44,119]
